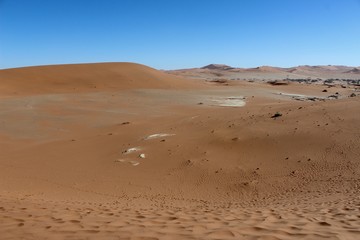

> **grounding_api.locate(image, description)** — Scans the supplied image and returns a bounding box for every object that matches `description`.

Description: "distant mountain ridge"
[345,68,360,74]
[166,64,360,81]
[199,64,359,73]
[201,64,234,70]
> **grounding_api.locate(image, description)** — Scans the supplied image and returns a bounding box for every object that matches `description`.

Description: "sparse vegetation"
[271,112,282,118]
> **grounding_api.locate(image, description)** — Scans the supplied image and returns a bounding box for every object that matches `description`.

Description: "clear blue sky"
[0,0,359,69]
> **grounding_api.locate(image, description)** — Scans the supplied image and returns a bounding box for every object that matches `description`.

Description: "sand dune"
[1,194,359,240]
[0,62,200,96]
[0,63,359,239]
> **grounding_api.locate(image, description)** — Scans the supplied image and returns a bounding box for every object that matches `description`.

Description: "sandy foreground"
[0,63,359,239]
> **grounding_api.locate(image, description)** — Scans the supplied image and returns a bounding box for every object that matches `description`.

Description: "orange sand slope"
[0,62,200,96]
[0,63,359,240]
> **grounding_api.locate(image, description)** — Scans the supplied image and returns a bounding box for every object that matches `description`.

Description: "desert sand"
[0,62,359,239]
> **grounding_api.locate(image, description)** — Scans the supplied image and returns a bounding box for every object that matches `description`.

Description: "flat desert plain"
[0,63,359,240]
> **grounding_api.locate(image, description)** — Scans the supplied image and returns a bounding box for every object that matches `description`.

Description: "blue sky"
[0,0,359,69]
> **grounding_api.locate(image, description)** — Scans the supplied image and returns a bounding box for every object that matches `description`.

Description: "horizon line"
[0,61,359,71]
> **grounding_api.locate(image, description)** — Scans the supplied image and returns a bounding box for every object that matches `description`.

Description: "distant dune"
[0,62,198,96]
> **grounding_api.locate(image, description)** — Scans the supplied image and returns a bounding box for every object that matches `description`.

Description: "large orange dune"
[0,63,359,240]
[0,62,200,96]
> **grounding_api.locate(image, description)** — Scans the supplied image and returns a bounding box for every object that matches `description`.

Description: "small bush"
[271,112,282,118]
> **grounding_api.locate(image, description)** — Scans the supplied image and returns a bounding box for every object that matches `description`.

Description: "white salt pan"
[144,133,175,140]
[123,147,141,154]
[212,96,246,107]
